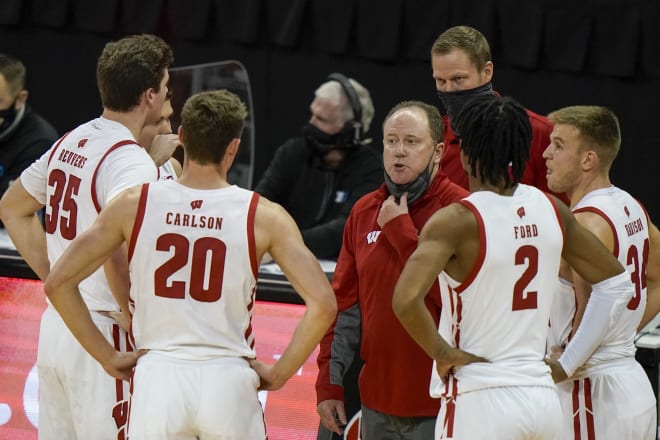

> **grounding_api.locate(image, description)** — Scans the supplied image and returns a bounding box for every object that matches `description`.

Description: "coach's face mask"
[384,151,435,205]
[436,82,493,129]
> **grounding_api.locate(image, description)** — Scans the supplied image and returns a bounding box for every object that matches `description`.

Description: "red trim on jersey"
[445,285,459,348]
[583,378,596,440]
[112,325,124,401]
[571,378,596,440]
[245,320,255,350]
[567,283,578,344]
[91,139,140,213]
[247,192,260,279]
[128,183,150,263]
[441,353,461,399]
[543,192,566,245]
[455,289,463,348]
[444,396,456,437]
[111,324,130,438]
[245,287,256,350]
[572,380,581,439]
[451,373,458,396]
[573,206,619,258]
[635,197,651,225]
[46,131,73,165]
[127,297,136,349]
[454,200,486,293]
[126,371,135,438]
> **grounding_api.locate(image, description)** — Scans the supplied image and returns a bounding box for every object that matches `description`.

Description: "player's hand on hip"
[105,310,131,333]
[436,347,488,382]
[543,357,569,383]
[248,358,286,391]
[548,344,564,360]
[317,399,347,436]
[104,349,146,381]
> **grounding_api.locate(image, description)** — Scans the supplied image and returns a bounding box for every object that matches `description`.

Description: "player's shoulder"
[255,194,290,220]
[123,183,145,201]
[429,201,474,229]
[421,201,476,242]
[106,182,145,212]
[572,208,611,232]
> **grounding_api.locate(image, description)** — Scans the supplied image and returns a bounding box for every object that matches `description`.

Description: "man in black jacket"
[0,54,57,198]
[256,73,382,259]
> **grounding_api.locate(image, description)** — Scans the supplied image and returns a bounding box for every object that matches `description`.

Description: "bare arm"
[102,243,132,331]
[639,222,660,330]
[250,198,337,390]
[43,188,141,380]
[0,179,49,280]
[392,204,487,380]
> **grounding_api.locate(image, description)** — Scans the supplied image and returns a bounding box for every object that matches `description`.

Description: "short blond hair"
[548,106,621,169]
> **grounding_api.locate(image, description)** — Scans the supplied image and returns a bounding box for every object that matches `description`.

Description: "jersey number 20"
[154,233,226,302]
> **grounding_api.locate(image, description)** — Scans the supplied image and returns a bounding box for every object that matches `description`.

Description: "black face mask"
[384,152,435,205]
[303,122,356,156]
[0,99,18,134]
[436,82,493,131]
[303,123,338,155]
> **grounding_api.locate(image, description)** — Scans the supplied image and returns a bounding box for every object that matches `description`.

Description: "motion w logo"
[365,230,381,244]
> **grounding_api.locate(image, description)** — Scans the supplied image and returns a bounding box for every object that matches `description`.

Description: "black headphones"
[326,72,364,147]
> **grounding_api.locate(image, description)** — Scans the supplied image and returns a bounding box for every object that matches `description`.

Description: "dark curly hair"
[453,95,531,188]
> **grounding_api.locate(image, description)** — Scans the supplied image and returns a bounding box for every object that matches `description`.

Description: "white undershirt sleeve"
[557,271,634,377]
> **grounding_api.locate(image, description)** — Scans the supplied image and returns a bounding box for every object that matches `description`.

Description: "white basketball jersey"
[20,117,157,311]
[571,186,648,364]
[128,181,260,360]
[431,184,564,397]
[158,159,177,181]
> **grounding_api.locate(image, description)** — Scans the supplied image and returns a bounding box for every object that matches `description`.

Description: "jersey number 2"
[154,233,226,302]
[512,245,538,311]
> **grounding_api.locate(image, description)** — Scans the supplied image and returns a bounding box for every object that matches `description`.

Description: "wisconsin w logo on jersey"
[190,199,203,210]
[366,230,381,244]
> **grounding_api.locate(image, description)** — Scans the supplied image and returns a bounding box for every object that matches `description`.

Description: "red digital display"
[0,277,321,439]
